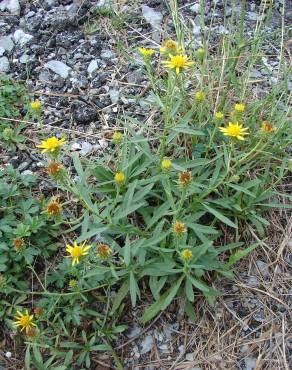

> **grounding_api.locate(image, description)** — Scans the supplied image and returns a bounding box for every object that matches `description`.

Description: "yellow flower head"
[219,122,249,141]
[46,198,62,216]
[234,103,245,113]
[47,161,63,176]
[97,243,112,258]
[36,137,66,153]
[30,100,42,111]
[173,221,187,235]
[161,158,172,170]
[195,91,205,102]
[160,39,182,54]
[162,54,194,74]
[261,121,275,133]
[14,309,36,333]
[13,238,25,251]
[69,279,78,288]
[66,242,91,266]
[138,47,155,58]
[112,131,123,144]
[214,111,224,120]
[181,249,193,261]
[114,171,125,185]
[179,171,192,186]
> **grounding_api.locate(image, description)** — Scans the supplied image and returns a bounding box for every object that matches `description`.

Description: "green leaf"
[203,204,237,228]
[130,272,139,307]
[141,275,184,323]
[227,242,260,267]
[184,300,196,322]
[111,280,130,313]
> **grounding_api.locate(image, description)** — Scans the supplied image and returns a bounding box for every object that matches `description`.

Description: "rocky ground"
[0,0,291,369]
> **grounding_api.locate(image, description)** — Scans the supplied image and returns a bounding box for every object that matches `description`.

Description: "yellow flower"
[47,161,63,176]
[13,238,25,251]
[14,309,36,333]
[36,137,66,153]
[219,122,249,140]
[69,279,78,288]
[195,91,205,102]
[179,171,192,186]
[160,39,182,54]
[97,243,112,258]
[214,111,224,120]
[261,121,275,133]
[161,159,172,170]
[234,103,245,113]
[173,221,187,235]
[30,100,41,110]
[46,198,62,216]
[162,54,194,74]
[112,131,123,144]
[66,242,91,266]
[138,47,155,58]
[114,172,125,184]
[181,249,193,261]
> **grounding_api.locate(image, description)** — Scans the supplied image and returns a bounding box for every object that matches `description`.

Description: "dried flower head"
[33,307,43,318]
[66,242,91,266]
[179,171,192,186]
[14,310,36,333]
[160,39,182,54]
[26,327,37,337]
[114,172,125,184]
[234,103,245,113]
[46,198,62,216]
[261,121,275,133]
[181,249,193,261]
[173,221,187,235]
[219,122,249,141]
[36,137,66,153]
[161,159,172,171]
[162,54,194,74]
[47,162,63,176]
[97,243,112,258]
[13,238,25,251]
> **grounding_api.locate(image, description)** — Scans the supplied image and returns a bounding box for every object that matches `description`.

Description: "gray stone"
[0,36,14,53]
[80,142,93,156]
[142,5,162,29]
[44,60,71,79]
[0,56,10,72]
[13,30,33,47]
[109,89,119,104]
[0,0,20,15]
[126,326,141,338]
[101,50,116,61]
[244,357,257,370]
[87,60,99,75]
[0,48,5,57]
[19,54,30,64]
[140,335,154,355]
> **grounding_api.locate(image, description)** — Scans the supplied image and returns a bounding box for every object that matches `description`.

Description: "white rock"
[0,0,20,15]
[13,30,33,47]
[19,54,30,63]
[245,357,257,370]
[190,4,200,13]
[0,56,10,72]
[142,5,162,29]
[80,142,93,156]
[140,335,154,354]
[71,142,81,151]
[44,60,71,78]
[87,60,98,75]
[0,36,14,52]
[5,351,12,358]
[186,353,195,361]
[0,47,5,57]
[22,170,33,176]
[109,89,119,104]
[98,139,108,149]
